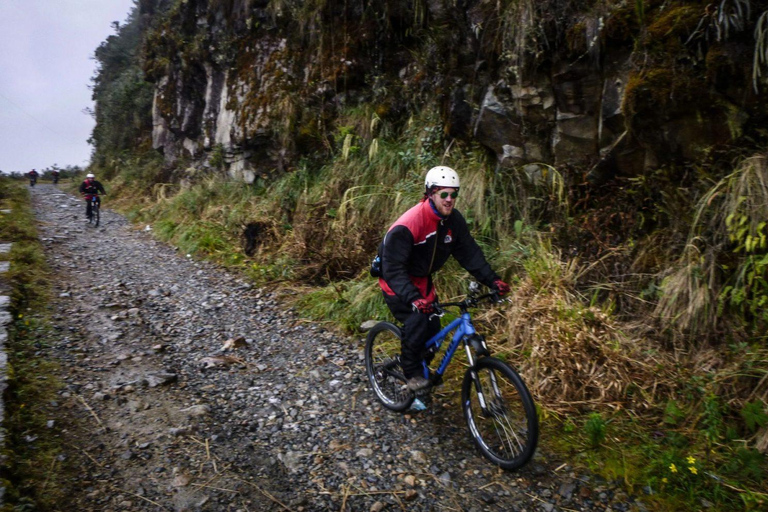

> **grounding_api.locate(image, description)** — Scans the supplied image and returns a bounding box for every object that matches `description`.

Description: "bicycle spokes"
[481,370,527,447]
[484,393,528,454]
[463,359,537,470]
[374,356,404,382]
[365,323,414,411]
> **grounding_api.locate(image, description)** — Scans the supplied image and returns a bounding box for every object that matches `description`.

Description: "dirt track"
[30,184,645,512]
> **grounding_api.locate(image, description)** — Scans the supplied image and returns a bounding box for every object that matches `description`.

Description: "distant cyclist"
[376,166,510,391]
[28,169,39,186]
[79,173,106,221]
[51,169,60,184]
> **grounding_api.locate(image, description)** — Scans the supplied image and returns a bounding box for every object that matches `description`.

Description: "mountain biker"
[51,169,60,184]
[376,166,510,391]
[28,169,39,186]
[79,173,106,220]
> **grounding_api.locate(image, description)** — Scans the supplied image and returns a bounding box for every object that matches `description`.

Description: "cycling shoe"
[409,398,427,411]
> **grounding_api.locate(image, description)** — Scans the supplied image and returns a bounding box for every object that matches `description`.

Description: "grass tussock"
[656,153,768,343]
[478,244,665,412]
[0,177,67,509]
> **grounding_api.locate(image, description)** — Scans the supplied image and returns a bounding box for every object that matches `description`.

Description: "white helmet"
[424,166,460,192]
[86,173,95,179]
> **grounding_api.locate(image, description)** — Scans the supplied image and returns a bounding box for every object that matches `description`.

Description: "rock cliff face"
[142,0,768,182]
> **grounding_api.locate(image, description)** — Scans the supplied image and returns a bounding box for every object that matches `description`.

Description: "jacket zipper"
[427,219,442,276]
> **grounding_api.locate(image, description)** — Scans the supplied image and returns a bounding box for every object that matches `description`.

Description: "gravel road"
[29,184,646,512]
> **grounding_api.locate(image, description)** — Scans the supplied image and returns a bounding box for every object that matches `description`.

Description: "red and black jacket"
[378,199,499,304]
[79,179,106,197]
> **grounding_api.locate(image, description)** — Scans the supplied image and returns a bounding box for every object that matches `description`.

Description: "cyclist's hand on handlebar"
[493,279,510,297]
[412,298,435,314]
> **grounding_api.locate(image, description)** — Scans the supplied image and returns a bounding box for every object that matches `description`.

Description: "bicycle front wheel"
[93,203,100,227]
[462,357,538,470]
[364,322,414,412]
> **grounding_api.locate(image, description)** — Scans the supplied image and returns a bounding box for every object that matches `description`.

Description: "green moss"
[602,2,642,44]
[647,4,701,41]
[623,67,706,119]
[155,76,177,119]
[704,44,747,92]
[143,19,181,83]
[566,21,588,56]
[624,68,670,118]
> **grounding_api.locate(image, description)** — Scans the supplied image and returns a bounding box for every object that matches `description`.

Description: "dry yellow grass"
[478,259,673,415]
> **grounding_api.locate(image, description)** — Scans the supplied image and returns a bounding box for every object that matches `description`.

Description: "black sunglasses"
[438,191,459,199]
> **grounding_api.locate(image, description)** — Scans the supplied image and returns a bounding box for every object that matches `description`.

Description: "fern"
[585,413,607,448]
[740,400,768,433]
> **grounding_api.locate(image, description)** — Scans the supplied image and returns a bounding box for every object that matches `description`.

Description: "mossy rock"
[706,44,737,88]
[565,20,588,56]
[621,64,737,160]
[646,4,701,41]
[602,4,641,45]
[623,67,706,119]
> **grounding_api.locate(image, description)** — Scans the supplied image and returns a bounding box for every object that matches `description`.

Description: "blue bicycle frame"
[421,312,477,379]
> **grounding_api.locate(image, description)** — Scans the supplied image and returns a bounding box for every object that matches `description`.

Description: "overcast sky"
[0,0,136,174]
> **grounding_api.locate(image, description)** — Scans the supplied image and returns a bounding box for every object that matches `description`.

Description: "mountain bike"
[364,282,538,470]
[29,176,37,187]
[87,195,101,227]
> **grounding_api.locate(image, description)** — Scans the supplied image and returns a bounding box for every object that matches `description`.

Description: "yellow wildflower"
[669,463,678,473]
[662,478,668,483]
[687,456,696,465]
[689,466,698,475]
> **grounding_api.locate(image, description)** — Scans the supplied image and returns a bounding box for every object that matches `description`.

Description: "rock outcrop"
[140,0,767,183]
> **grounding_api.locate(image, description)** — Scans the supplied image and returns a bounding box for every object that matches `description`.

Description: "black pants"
[86,196,100,217]
[383,292,441,379]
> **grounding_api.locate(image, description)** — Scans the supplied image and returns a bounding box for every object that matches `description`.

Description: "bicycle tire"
[364,322,415,412]
[93,202,100,227]
[462,357,538,470]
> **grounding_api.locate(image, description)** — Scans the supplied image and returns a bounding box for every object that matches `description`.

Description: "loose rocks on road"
[29,185,645,511]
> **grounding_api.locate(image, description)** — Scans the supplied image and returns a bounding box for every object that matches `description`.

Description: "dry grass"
[477,252,672,414]
[653,241,722,343]
[655,153,768,343]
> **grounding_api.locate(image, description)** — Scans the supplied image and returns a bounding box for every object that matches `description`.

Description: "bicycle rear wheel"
[364,322,414,412]
[462,357,538,470]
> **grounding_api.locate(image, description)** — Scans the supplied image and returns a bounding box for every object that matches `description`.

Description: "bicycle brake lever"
[488,293,506,304]
[428,310,445,321]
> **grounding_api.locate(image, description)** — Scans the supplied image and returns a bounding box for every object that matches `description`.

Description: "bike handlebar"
[431,291,505,317]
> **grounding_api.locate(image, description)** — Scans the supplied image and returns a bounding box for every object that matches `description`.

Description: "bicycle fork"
[465,338,503,416]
